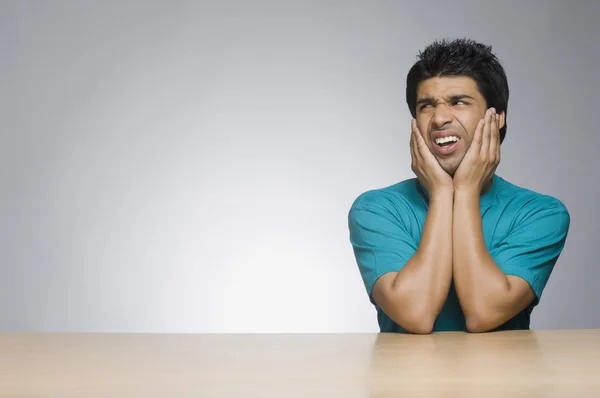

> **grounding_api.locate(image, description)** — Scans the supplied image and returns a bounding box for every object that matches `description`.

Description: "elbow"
[465,311,497,333]
[466,318,489,333]
[395,308,436,334]
[373,277,438,334]
[406,319,434,334]
[381,300,436,334]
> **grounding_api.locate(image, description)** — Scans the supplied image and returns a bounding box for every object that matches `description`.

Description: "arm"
[371,189,453,334]
[452,108,525,332]
[453,188,534,332]
[349,120,454,334]
[453,189,570,332]
[452,108,570,332]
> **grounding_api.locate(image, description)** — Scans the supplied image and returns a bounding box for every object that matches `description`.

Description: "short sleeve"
[348,196,418,303]
[489,199,570,305]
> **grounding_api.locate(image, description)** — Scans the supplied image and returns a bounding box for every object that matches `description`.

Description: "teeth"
[435,136,459,144]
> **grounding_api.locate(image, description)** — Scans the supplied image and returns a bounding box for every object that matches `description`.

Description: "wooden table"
[1,329,599,397]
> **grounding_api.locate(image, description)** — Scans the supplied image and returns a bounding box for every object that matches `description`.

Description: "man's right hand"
[410,119,454,196]
[367,119,455,333]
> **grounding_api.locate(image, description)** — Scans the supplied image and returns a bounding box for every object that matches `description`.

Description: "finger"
[496,114,502,162]
[490,111,499,160]
[411,119,424,161]
[410,120,419,167]
[413,120,430,160]
[487,108,497,157]
[414,120,425,144]
[480,108,492,157]
[410,126,416,159]
[472,117,484,153]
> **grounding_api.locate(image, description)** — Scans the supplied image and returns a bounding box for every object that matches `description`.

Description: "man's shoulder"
[349,178,423,212]
[496,176,570,219]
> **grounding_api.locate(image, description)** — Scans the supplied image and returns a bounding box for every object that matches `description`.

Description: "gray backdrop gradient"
[2,1,599,332]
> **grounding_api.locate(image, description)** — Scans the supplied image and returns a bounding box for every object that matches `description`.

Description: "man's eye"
[454,101,466,106]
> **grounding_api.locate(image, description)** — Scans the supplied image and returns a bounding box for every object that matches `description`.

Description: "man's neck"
[480,175,494,196]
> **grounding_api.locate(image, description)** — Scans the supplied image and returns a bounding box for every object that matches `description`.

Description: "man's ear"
[498,111,506,130]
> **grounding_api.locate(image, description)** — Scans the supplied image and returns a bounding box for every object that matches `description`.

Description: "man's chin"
[438,156,463,177]
[440,163,458,177]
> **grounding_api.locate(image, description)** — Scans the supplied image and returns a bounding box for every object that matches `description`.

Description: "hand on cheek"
[453,108,501,194]
[410,119,454,196]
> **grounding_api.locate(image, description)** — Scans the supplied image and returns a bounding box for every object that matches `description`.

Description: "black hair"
[406,38,509,143]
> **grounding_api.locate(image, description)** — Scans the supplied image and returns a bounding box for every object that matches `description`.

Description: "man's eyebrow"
[448,94,475,101]
[416,97,435,106]
[416,94,475,106]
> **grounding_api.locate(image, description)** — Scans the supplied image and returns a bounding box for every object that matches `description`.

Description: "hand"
[410,119,453,196]
[453,108,501,194]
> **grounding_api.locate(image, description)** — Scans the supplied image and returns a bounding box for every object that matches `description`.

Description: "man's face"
[415,76,504,176]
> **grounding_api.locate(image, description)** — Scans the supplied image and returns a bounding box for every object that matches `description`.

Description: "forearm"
[390,189,454,325]
[452,188,512,330]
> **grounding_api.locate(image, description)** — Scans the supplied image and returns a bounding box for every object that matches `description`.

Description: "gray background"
[1,0,599,333]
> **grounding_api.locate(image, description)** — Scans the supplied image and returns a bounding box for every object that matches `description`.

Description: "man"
[348,38,570,334]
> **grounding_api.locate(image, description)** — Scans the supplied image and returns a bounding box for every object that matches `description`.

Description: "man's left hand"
[453,107,501,194]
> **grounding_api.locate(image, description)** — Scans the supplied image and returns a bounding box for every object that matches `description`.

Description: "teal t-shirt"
[348,174,570,333]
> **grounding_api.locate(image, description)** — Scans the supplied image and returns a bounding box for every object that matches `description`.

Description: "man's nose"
[432,105,453,128]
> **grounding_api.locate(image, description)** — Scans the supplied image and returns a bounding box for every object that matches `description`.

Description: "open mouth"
[434,136,461,155]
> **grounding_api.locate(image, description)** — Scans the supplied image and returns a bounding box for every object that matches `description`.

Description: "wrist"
[430,187,455,201]
[454,186,480,202]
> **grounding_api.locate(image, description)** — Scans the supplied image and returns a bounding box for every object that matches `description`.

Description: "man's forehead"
[417,76,481,98]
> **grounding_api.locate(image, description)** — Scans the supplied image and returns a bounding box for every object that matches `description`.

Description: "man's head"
[406,38,509,175]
